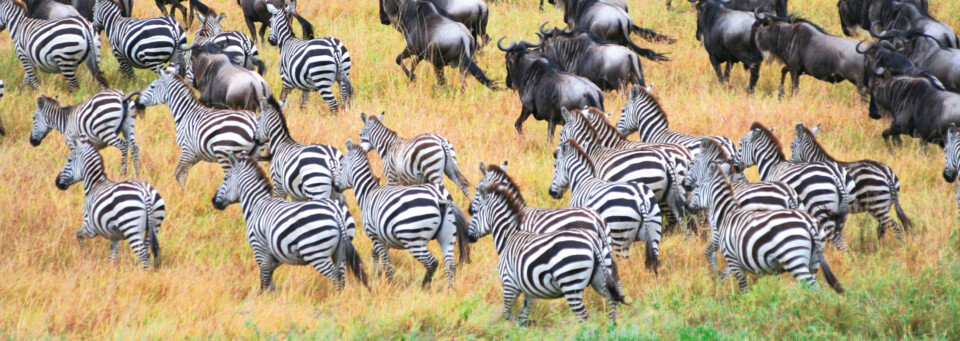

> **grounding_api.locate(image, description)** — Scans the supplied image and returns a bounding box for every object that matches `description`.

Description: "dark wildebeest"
[499,38,604,140]
[854,39,931,91]
[238,0,313,45]
[561,0,672,62]
[870,0,957,48]
[868,74,960,149]
[546,0,627,13]
[152,0,210,28]
[534,23,645,91]
[692,0,763,93]
[193,8,265,74]
[871,28,960,92]
[836,0,927,36]
[51,0,129,20]
[23,0,79,19]
[383,0,497,90]
[380,0,489,46]
[185,42,271,111]
[667,0,787,16]
[752,12,868,99]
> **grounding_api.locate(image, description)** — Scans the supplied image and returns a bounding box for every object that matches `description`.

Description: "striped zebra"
[580,107,693,180]
[736,122,855,251]
[56,139,165,269]
[358,112,471,198]
[943,124,960,223]
[191,9,263,74]
[335,140,470,288]
[137,66,264,186]
[686,161,844,294]
[30,89,141,176]
[93,0,188,78]
[212,153,368,291]
[266,3,353,112]
[791,123,912,240]
[256,96,344,202]
[550,139,662,270]
[686,138,801,212]
[0,0,109,91]
[615,85,739,163]
[470,182,627,325]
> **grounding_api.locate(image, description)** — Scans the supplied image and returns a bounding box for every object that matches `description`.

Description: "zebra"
[266,3,353,112]
[30,89,141,177]
[791,123,912,240]
[687,160,845,294]
[943,124,960,224]
[137,66,264,186]
[191,8,264,75]
[0,0,109,91]
[335,140,470,289]
[255,95,345,202]
[358,112,471,198]
[211,153,368,291]
[92,0,189,78]
[470,182,627,325]
[615,85,740,164]
[736,122,855,251]
[56,139,165,269]
[686,138,802,212]
[549,139,662,270]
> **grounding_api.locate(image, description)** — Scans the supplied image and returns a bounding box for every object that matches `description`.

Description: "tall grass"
[0,0,958,338]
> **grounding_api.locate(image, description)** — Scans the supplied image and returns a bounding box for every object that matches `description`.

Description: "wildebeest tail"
[626,39,669,62]
[631,24,675,44]
[890,175,913,232]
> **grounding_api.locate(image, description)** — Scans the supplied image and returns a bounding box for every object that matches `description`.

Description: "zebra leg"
[724,257,749,293]
[831,228,851,252]
[107,137,130,176]
[518,295,535,326]
[871,205,898,240]
[370,238,394,281]
[17,53,39,90]
[704,231,721,274]
[436,213,458,288]
[173,151,199,187]
[113,49,136,78]
[279,85,293,107]
[299,90,310,110]
[314,78,338,113]
[309,257,343,291]
[60,63,81,93]
[129,232,152,269]
[590,267,619,326]
[109,240,120,266]
[409,245,440,289]
[256,252,279,291]
[562,289,589,322]
[501,280,520,323]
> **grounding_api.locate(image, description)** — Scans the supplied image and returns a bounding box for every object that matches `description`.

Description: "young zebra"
[687,161,844,293]
[335,140,470,288]
[212,153,368,291]
[0,0,109,91]
[56,139,165,269]
[943,124,960,223]
[358,112,471,198]
[550,139,662,269]
[256,96,344,202]
[191,9,264,74]
[266,3,353,112]
[791,123,912,240]
[30,89,141,176]
[137,66,264,186]
[93,0,189,78]
[471,182,627,325]
[737,122,855,251]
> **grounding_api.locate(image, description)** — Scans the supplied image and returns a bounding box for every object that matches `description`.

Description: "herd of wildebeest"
[3,0,960,326]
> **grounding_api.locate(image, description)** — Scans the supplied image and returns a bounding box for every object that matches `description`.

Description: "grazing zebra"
[686,138,801,212]
[30,89,141,176]
[943,124,960,223]
[137,66,264,186]
[616,85,739,163]
[266,3,353,112]
[550,139,662,270]
[93,0,189,78]
[211,153,368,291]
[358,112,471,198]
[736,122,855,251]
[192,9,264,74]
[335,140,470,288]
[791,123,912,240]
[56,139,165,269]
[470,182,627,325]
[256,96,345,202]
[0,0,109,91]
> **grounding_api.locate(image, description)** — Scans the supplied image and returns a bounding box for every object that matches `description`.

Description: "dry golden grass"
[1,0,959,338]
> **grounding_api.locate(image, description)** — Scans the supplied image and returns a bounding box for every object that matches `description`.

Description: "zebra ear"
[812,124,821,135]
[707,161,719,172]
[699,137,712,150]
[285,3,296,13]
[266,4,280,14]
[949,124,958,137]
[345,139,356,151]
[217,13,226,22]
[646,83,654,93]
[378,112,385,121]
[479,162,486,175]
[630,85,640,99]
[561,107,572,122]
[195,12,206,23]
[360,112,367,123]
[501,160,508,171]
[768,127,776,133]
[720,162,731,175]
[795,123,803,135]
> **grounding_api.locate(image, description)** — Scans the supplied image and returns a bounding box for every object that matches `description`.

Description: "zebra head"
[212,154,247,210]
[266,3,295,46]
[56,138,96,190]
[470,161,508,215]
[195,9,226,36]
[335,140,365,192]
[549,140,576,199]
[684,138,715,192]
[736,125,776,171]
[686,161,726,213]
[944,124,960,183]
[138,67,179,108]
[466,184,494,243]
[30,95,59,147]
[616,85,643,136]
[790,123,817,162]
[358,112,386,152]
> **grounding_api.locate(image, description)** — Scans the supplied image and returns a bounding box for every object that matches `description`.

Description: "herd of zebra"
[1,0,960,327]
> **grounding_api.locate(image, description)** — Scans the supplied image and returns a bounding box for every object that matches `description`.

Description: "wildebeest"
[871,28,960,92]
[379,0,489,46]
[23,0,79,19]
[668,0,787,16]
[499,38,604,140]
[534,23,645,91]
[193,8,265,74]
[692,0,763,93]
[51,0,129,21]
[868,74,960,149]
[238,0,313,45]
[855,39,927,83]
[836,0,926,36]
[561,0,671,62]
[869,0,957,48]
[383,0,497,90]
[185,42,270,111]
[752,12,867,98]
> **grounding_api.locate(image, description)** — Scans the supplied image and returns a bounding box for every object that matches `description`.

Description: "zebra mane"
[484,165,525,205]
[265,95,290,136]
[750,122,786,160]
[484,182,525,225]
[632,87,670,128]
[572,108,603,142]
[107,0,124,11]
[367,115,398,138]
[796,124,836,162]
[701,138,729,161]
[236,153,274,193]
[10,0,27,14]
[709,162,741,209]
[565,139,596,174]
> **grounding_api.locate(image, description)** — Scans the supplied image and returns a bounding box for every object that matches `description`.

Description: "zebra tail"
[630,24,676,44]
[84,24,110,89]
[446,199,472,264]
[890,178,913,232]
[439,140,470,197]
[340,226,370,290]
[818,248,845,294]
[644,235,659,276]
[253,56,266,75]
[595,248,628,305]
[144,192,160,269]
[833,173,851,218]
[292,13,315,40]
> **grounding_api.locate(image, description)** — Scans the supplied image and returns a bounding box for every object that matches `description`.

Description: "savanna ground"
[1,0,960,338]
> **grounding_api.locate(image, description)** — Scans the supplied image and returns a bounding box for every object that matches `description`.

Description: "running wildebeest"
[836,0,927,36]
[855,39,927,82]
[869,0,957,48]
[23,0,80,19]
[499,38,604,140]
[561,0,672,62]
[238,0,313,45]
[535,23,645,91]
[868,73,960,149]
[185,41,270,111]
[871,28,960,92]
[692,0,763,93]
[382,0,497,90]
[380,0,489,46]
[668,0,787,16]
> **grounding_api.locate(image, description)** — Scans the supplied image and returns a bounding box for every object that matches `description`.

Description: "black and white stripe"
[943,124,960,223]
[211,154,367,291]
[30,89,141,176]
[93,0,188,77]
[266,3,352,112]
[335,140,470,288]
[0,0,108,91]
[791,123,912,240]
[56,140,165,269]
[358,112,471,197]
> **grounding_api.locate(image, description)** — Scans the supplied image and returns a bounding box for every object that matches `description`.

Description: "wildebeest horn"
[539,22,549,35]
[754,8,767,21]
[869,25,889,39]
[870,58,885,77]
[497,37,516,51]
[855,40,875,54]
[520,39,541,49]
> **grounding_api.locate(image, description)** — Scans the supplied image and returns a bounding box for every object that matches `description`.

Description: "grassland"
[1,0,959,339]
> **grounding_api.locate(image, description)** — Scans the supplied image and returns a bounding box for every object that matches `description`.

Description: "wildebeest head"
[379,0,400,25]
[497,37,545,90]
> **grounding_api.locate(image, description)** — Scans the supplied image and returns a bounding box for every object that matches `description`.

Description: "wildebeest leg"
[747,64,760,95]
[258,23,269,46]
[723,63,734,83]
[548,122,557,141]
[778,67,789,99]
[514,108,531,133]
[155,0,169,16]
[434,64,446,87]
[709,56,724,84]
[244,16,259,45]
[171,1,187,24]
[790,70,801,96]
[882,128,899,154]
[395,49,416,81]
